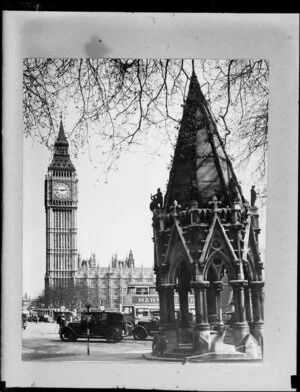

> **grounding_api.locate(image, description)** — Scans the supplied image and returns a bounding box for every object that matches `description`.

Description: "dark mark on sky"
[85,36,111,58]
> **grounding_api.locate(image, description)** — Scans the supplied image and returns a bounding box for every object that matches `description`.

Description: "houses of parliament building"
[44,120,154,310]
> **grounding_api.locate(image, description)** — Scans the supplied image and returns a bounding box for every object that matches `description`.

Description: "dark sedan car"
[60,310,127,343]
[132,315,160,340]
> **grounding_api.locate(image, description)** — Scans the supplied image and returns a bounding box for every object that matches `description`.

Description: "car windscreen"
[136,308,150,317]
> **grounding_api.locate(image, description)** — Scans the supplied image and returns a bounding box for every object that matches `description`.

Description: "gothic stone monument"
[151,71,264,360]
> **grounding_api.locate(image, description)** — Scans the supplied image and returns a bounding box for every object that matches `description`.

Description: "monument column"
[213,281,224,328]
[177,285,190,328]
[244,284,254,325]
[192,281,210,329]
[154,283,178,355]
[159,284,176,327]
[191,280,211,353]
[249,281,264,345]
[229,280,250,345]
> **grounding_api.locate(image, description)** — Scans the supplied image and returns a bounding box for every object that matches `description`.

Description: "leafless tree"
[23,58,269,195]
[37,282,100,310]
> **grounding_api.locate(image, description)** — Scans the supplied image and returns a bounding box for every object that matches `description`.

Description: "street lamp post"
[85,302,91,356]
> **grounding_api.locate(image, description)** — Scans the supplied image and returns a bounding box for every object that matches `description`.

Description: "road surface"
[22,321,156,362]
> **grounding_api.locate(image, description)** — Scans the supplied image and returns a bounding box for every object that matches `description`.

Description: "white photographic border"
[2,12,299,390]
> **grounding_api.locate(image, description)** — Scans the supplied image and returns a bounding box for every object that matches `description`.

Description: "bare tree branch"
[23,58,269,192]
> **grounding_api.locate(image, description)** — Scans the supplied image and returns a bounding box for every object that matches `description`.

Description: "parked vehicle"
[132,309,196,340]
[60,310,127,343]
[122,299,160,327]
[122,303,161,331]
[53,310,76,323]
[39,314,50,322]
[132,313,160,340]
[29,312,39,323]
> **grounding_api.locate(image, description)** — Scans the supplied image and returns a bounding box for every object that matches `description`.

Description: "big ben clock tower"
[44,118,78,305]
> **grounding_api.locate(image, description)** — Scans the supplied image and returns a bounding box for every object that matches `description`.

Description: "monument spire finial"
[191,59,195,74]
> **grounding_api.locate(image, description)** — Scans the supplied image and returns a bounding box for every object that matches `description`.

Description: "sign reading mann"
[132,295,195,305]
[132,296,160,304]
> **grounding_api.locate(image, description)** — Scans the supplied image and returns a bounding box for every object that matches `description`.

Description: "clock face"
[53,182,71,199]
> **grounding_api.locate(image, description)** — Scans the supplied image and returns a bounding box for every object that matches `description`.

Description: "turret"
[90,251,96,268]
[127,249,135,268]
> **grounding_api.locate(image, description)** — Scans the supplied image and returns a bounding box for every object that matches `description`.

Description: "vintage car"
[39,314,53,323]
[28,312,39,323]
[132,314,160,340]
[132,311,196,340]
[60,310,127,343]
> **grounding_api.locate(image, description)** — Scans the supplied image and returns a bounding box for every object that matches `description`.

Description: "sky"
[23,131,174,298]
[23,123,267,299]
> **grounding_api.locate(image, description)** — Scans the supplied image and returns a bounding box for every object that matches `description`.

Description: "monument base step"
[172,343,194,356]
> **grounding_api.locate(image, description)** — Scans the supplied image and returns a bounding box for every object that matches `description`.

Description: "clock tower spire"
[48,118,75,172]
[44,118,78,307]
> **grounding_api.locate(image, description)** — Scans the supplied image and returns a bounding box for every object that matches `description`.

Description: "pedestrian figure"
[251,185,257,207]
[60,315,66,327]
[58,315,66,334]
[56,315,61,332]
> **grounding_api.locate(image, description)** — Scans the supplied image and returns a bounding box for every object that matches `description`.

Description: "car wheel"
[133,326,148,340]
[60,329,75,342]
[106,327,122,343]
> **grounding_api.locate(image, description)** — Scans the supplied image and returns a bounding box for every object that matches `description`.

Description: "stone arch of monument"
[167,251,192,285]
[203,249,236,282]
[244,254,257,281]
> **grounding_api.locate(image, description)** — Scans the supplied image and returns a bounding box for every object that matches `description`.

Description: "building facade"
[76,251,155,310]
[44,121,155,310]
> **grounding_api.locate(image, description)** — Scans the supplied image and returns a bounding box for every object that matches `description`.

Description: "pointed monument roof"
[48,119,75,171]
[164,70,245,210]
